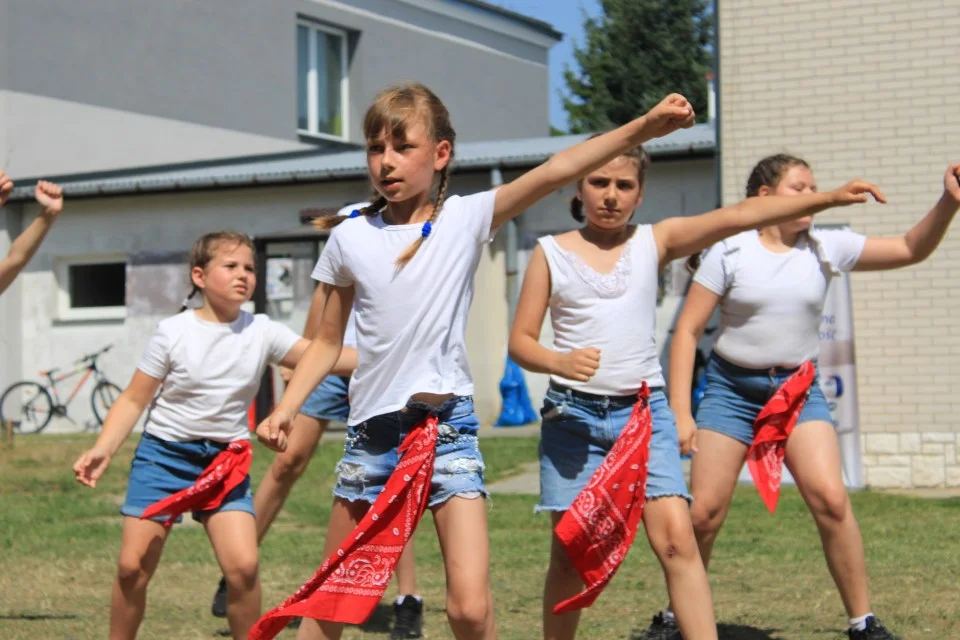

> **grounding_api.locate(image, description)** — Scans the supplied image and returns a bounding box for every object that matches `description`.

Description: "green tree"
[563,0,714,132]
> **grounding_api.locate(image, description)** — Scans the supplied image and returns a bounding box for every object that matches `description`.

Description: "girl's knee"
[446,591,490,632]
[116,555,152,589]
[690,498,726,537]
[809,486,850,525]
[223,555,259,591]
[650,512,699,563]
[271,450,311,485]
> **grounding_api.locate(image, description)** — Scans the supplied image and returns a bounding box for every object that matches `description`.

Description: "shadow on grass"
[357,603,394,633]
[717,623,786,639]
[631,621,786,640]
[0,613,79,621]
[214,604,396,637]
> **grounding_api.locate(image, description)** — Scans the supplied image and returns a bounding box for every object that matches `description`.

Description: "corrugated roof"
[452,0,563,40]
[8,124,714,201]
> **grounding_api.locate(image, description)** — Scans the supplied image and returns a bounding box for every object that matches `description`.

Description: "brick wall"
[718,0,960,487]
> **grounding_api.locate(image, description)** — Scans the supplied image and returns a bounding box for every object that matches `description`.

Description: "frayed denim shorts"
[333,396,487,508]
[537,386,691,512]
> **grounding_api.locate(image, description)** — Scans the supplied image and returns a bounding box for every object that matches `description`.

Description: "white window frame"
[54,254,127,322]
[297,21,350,142]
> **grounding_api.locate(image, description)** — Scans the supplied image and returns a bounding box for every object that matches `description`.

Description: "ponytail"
[179,284,200,313]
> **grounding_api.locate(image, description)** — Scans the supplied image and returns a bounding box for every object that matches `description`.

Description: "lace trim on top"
[552,236,634,298]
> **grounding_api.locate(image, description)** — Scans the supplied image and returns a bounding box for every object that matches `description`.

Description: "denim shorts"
[300,375,350,422]
[538,386,691,512]
[333,396,487,508]
[120,432,255,524]
[696,354,835,446]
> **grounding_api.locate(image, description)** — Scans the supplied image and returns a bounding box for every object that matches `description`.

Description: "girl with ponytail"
[647,156,960,640]
[509,140,887,639]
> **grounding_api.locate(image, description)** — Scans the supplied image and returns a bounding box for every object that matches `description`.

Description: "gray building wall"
[3,154,714,429]
[1,0,555,177]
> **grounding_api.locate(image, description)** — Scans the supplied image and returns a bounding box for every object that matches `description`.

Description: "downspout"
[491,166,519,326]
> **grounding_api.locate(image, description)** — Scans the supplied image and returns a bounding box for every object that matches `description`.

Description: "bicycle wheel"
[91,380,122,426]
[0,382,54,434]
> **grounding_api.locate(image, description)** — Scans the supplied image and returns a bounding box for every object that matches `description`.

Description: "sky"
[490,0,602,132]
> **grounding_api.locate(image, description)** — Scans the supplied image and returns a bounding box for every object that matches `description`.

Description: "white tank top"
[539,225,665,396]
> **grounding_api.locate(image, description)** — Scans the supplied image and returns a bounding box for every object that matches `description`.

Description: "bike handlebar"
[75,343,114,365]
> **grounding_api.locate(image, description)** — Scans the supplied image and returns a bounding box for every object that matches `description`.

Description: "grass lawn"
[1,433,958,639]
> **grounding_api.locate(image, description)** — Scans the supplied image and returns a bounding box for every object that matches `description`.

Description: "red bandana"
[250,416,438,640]
[746,361,815,513]
[552,383,652,614]
[140,440,253,529]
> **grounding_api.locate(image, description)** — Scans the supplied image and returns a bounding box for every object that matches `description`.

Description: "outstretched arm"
[492,94,696,230]
[653,180,887,266]
[0,179,64,296]
[853,164,960,271]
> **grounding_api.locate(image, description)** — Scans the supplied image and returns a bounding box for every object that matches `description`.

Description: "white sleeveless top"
[539,225,665,395]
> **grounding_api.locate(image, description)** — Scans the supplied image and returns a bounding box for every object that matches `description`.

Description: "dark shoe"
[848,617,901,640]
[638,611,681,640]
[390,595,423,639]
[211,576,227,618]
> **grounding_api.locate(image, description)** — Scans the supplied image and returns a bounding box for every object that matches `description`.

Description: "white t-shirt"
[312,191,497,425]
[335,201,364,351]
[342,308,358,349]
[540,225,666,395]
[694,228,866,369]
[138,310,301,442]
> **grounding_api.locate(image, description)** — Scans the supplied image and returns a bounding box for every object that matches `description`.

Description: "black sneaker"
[638,611,681,640]
[390,595,423,639]
[211,576,227,618]
[848,617,900,640]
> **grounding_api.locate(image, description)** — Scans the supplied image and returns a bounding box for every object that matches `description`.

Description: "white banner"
[818,262,864,488]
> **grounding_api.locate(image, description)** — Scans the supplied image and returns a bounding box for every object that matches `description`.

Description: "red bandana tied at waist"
[140,440,253,529]
[746,361,815,513]
[553,383,652,615]
[250,416,438,640]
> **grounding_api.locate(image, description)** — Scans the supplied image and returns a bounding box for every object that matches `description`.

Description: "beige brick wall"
[719,1,960,488]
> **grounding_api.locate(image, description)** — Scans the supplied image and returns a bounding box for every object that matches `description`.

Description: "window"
[55,255,127,321]
[297,22,348,140]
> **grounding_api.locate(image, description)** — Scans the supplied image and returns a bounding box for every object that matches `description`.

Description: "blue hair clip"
[421,221,432,238]
[348,209,361,218]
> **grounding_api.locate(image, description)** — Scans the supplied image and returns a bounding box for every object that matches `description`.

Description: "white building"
[1,126,716,429]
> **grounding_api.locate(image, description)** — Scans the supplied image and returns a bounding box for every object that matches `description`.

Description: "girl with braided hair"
[253,83,699,640]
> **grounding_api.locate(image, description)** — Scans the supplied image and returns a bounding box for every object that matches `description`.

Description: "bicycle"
[0,344,122,434]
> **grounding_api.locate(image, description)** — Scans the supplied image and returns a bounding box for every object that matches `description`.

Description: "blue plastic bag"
[495,357,538,427]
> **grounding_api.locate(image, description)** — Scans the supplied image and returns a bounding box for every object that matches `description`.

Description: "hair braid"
[395,166,449,267]
[313,196,387,230]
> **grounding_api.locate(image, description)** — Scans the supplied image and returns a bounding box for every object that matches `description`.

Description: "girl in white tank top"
[509,142,886,640]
